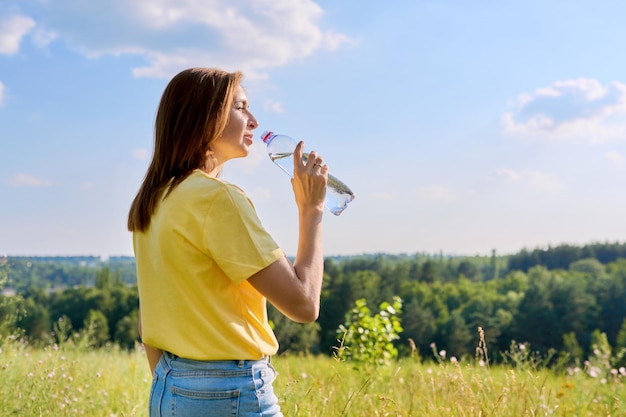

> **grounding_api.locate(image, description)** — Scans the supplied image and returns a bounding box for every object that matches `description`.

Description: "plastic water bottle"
[260,131,355,215]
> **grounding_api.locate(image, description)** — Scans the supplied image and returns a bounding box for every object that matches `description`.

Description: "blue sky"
[1,0,625,258]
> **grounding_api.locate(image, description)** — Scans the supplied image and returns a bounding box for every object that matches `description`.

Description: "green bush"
[336,296,403,364]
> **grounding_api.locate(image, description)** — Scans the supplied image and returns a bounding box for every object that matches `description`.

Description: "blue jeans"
[149,352,283,417]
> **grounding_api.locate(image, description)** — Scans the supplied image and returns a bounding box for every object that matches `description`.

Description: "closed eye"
[234,100,248,110]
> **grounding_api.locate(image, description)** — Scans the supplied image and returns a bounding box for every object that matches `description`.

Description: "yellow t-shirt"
[134,170,284,360]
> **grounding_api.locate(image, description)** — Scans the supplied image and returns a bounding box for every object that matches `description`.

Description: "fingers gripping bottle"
[261,131,355,215]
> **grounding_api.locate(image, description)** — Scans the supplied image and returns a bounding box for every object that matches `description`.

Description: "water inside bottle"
[269,151,355,215]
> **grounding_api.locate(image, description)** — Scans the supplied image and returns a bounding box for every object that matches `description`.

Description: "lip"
[244,133,254,145]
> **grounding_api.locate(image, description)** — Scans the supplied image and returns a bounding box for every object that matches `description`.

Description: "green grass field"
[1,338,623,416]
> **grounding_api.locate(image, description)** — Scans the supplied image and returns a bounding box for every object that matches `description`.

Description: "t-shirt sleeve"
[203,184,284,284]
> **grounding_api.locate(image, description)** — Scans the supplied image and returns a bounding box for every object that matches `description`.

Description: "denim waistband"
[160,351,271,371]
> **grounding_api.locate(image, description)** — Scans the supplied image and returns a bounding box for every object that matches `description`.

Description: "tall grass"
[1,336,149,416]
[1,336,623,416]
[275,355,624,416]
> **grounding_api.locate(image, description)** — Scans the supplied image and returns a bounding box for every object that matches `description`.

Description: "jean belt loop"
[160,351,173,373]
[237,360,245,368]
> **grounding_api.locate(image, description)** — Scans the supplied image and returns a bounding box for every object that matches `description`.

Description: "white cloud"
[264,99,285,113]
[21,0,354,79]
[31,28,58,48]
[0,15,36,54]
[6,173,53,187]
[502,78,626,142]
[493,168,559,191]
[417,185,457,202]
[492,168,521,181]
[605,150,624,164]
[131,148,149,160]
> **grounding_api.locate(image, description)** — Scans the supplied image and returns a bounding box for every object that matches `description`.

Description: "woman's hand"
[291,141,328,214]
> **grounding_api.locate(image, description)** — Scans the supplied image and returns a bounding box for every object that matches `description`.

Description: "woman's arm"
[138,309,163,374]
[144,343,164,375]
[248,141,327,323]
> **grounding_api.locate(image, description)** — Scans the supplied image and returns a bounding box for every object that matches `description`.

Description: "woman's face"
[211,85,258,163]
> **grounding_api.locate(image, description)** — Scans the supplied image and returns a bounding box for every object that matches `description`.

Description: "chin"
[235,148,250,159]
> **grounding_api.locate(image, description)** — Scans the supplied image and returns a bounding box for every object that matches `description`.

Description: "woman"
[128,67,327,416]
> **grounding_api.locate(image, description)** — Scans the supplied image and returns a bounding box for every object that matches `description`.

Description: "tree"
[561,332,583,365]
[114,309,139,350]
[441,311,473,358]
[400,297,437,358]
[15,297,50,342]
[268,305,320,354]
[457,260,480,282]
[616,318,626,350]
[550,273,598,351]
[569,258,605,276]
[419,260,439,283]
[490,249,499,281]
[84,309,109,347]
[515,267,561,354]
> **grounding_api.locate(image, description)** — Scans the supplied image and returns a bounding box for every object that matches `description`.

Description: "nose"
[247,110,258,130]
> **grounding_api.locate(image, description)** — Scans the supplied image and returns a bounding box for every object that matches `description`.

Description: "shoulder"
[179,171,255,210]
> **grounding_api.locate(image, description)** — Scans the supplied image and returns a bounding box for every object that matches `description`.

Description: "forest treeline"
[1,241,626,365]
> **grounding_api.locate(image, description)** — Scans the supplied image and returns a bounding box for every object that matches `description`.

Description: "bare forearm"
[293,207,324,316]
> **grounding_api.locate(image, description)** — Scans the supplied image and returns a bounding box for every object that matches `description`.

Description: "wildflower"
[479,360,485,367]
[519,344,525,351]
[61,355,66,361]
[48,371,56,378]
[427,368,433,374]
[619,367,626,376]
[301,373,308,379]
[439,350,446,359]
[450,356,458,364]
[28,372,33,377]
[610,369,618,376]
[601,378,607,384]
[96,372,101,378]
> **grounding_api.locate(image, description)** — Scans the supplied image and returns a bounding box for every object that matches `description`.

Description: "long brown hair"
[128,68,243,232]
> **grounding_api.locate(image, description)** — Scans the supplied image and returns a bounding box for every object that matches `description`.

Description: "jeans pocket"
[171,385,240,417]
[254,363,281,415]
